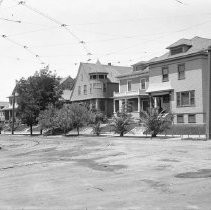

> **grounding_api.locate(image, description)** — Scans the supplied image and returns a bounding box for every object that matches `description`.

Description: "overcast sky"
[0,0,211,101]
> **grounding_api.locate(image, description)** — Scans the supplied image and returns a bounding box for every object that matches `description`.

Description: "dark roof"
[148,36,211,64]
[80,61,132,83]
[166,38,192,49]
[0,101,9,109]
[116,67,149,78]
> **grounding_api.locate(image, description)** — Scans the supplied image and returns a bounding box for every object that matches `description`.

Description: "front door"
[142,100,149,111]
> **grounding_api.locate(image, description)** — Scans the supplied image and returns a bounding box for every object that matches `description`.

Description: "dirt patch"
[155,164,171,170]
[140,179,171,193]
[175,169,211,178]
[160,158,180,162]
[72,158,127,172]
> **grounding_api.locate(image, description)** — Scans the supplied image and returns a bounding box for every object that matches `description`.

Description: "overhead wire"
[1,34,45,64]
[17,1,93,57]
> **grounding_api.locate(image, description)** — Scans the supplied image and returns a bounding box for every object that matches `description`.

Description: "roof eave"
[147,51,208,66]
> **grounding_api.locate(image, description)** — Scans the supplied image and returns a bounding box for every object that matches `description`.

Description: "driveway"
[0,135,211,210]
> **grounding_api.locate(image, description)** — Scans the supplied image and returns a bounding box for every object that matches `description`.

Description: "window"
[99,100,105,111]
[141,79,146,89]
[90,84,92,94]
[78,86,81,95]
[103,83,106,92]
[171,47,183,55]
[162,67,169,82]
[93,83,102,89]
[84,85,87,95]
[188,114,196,123]
[90,75,93,80]
[177,115,184,123]
[178,64,185,80]
[176,90,195,107]
[99,75,104,79]
[93,75,97,79]
[127,80,132,91]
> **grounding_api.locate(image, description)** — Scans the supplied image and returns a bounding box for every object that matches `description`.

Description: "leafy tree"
[56,104,73,135]
[140,108,173,138]
[91,112,107,136]
[16,68,62,135]
[38,104,59,134]
[112,107,132,137]
[68,103,91,136]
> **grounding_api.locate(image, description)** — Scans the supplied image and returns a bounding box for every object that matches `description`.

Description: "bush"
[111,110,132,137]
[140,108,173,137]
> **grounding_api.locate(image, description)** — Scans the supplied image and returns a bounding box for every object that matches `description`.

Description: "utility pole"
[11,91,15,135]
[206,46,211,140]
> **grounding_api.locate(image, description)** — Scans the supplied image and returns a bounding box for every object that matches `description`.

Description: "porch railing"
[114,89,146,98]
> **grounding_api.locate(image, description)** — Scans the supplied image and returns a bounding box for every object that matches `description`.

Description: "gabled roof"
[166,38,192,49]
[0,101,9,108]
[116,66,149,79]
[148,36,211,64]
[80,62,132,83]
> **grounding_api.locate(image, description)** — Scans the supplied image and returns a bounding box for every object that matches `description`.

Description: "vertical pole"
[113,100,116,114]
[206,46,211,139]
[11,93,15,135]
[138,97,141,112]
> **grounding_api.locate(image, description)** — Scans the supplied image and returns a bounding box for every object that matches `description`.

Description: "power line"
[17,1,93,56]
[1,34,45,64]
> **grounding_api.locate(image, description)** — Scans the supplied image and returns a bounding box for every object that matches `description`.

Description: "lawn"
[0,135,211,210]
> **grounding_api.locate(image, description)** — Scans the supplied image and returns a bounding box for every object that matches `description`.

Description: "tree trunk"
[40,129,42,135]
[151,133,157,138]
[77,126,79,136]
[120,132,124,137]
[30,125,33,136]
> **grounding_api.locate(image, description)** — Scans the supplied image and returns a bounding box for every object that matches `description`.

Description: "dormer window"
[89,73,108,80]
[170,47,183,55]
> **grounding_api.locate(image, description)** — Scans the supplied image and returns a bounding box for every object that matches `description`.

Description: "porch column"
[138,97,141,112]
[113,100,116,113]
[149,94,153,109]
[95,99,99,111]
[206,45,211,139]
[119,99,123,112]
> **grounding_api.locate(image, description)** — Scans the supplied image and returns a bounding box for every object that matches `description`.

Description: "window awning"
[146,82,173,94]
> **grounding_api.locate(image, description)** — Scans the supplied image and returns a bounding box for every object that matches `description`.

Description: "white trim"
[127,80,132,92]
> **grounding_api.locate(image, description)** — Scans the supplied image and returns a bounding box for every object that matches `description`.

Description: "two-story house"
[146,36,211,124]
[70,60,132,117]
[0,102,9,122]
[113,62,149,118]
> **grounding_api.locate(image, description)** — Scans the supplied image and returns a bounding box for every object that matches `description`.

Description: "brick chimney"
[206,46,211,139]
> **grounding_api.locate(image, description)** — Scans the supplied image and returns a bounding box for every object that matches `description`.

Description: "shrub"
[111,110,132,137]
[140,108,173,138]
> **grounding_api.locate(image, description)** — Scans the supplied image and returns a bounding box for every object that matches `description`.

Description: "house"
[145,36,211,124]
[1,92,18,122]
[59,76,75,102]
[0,101,9,122]
[113,61,149,119]
[70,60,132,117]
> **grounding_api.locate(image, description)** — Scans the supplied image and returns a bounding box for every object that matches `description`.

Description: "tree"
[91,112,107,136]
[111,106,132,137]
[140,108,173,138]
[16,68,62,135]
[56,104,73,135]
[38,104,59,134]
[68,103,91,136]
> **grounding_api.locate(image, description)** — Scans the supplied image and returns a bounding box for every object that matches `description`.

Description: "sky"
[0,0,211,101]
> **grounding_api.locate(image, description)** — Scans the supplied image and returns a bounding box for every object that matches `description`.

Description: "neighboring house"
[0,101,9,122]
[145,36,211,124]
[1,92,18,122]
[113,62,149,118]
[59,76,75,102]
[70,60,132,117]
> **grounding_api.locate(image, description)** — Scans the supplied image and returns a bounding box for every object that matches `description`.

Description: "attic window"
[170,47,183,55]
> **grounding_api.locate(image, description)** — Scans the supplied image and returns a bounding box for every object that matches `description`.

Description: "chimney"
[108,63,111,66]
[206,46,211,139]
